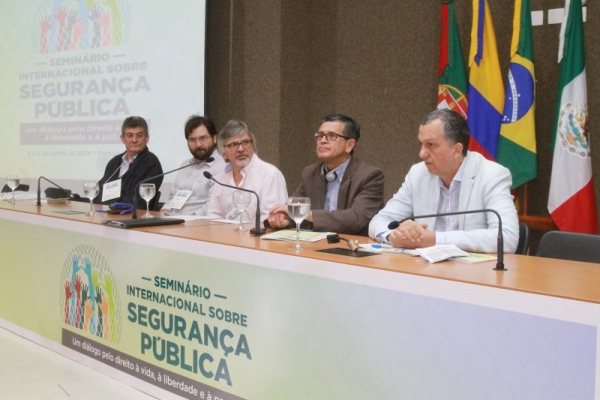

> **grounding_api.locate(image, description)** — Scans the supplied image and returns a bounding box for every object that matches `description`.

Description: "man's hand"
[388,220,436,249]
[267,204,291,228]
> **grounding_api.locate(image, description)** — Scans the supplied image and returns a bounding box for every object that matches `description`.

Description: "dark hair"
[184,115,217,139]
[121,116,148,136]
[421,109,470,156]
[319,113,360,156]
[319,113,361,141]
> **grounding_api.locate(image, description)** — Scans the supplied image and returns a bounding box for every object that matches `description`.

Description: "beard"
[190,142,216,161]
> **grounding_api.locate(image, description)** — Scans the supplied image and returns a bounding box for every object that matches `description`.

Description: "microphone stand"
[36,176,72,206]
[388,209,506,271]
[131,157,213,219]
[203,171,266,236]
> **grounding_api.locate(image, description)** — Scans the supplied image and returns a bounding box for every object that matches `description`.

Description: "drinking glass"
[139,183,156,218]
[6,175,19,203]
[231,190,251,232]
[287,197,311,250]
[82,182,99,216]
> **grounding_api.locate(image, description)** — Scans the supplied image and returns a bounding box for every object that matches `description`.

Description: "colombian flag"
[467,0,504,160]
[497,0,537,190]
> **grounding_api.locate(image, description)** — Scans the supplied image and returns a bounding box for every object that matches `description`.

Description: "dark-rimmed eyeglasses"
[314,132,348,142]
[188,135,212,144]
[224,139,253,150]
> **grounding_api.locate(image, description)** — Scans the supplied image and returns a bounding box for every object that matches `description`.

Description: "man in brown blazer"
[267,113,384,236]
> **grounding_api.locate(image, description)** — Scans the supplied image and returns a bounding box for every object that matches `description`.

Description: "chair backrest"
[2,184,30,193]
[515,223,530,255]
[537,231,600,263]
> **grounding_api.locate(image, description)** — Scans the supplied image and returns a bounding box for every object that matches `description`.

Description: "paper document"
[1,192,40,201]
[261,230,332,243]
[358,243,420,256]
[449,253,497,264]
[416,245,469,263]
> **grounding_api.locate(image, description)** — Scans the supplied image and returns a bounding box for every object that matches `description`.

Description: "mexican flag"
[548,0,597,233]
[437,0,468,118]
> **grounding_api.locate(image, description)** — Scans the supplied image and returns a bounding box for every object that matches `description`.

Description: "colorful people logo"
[35,0,131,54]
[60,245,121,343]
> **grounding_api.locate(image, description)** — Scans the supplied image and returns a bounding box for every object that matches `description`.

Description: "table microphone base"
[250,227,266,236]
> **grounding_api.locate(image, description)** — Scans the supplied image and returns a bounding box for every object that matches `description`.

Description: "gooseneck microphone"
[387,209,506,271]
[203,171,266,236]
[131,157,214,219]
[36,176,73,206]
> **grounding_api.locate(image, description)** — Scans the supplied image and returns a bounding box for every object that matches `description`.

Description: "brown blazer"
[293,157,384,236]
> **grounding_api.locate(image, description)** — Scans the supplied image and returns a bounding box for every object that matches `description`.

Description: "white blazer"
[369,151,519,253]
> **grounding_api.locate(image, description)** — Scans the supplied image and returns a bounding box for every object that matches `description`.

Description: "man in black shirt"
[95,116,163,207]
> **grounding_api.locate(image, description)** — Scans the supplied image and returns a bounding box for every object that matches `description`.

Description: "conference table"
[1,199,599,399]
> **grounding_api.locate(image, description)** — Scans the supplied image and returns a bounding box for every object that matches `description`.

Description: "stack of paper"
[358,243,419,256]
[416,245,469,263]
[261,230,332,243]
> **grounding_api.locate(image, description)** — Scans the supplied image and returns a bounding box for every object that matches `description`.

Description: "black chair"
[537,231,600,263]
[515,223,530,255]
[2,184,29,193]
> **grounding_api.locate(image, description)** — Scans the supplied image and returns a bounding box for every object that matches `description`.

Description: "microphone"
[327,233,359,251]
[131,157,214,219]
[387,209,506,271]
[36,176,74,206]
[203,171,266,236]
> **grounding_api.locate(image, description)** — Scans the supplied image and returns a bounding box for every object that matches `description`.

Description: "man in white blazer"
[369,109,519,254]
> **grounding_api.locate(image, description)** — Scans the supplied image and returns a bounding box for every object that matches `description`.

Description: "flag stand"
[518,183,557,231]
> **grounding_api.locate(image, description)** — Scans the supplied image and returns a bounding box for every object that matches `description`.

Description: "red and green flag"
[548,0,597,233]
[437,0,468,118]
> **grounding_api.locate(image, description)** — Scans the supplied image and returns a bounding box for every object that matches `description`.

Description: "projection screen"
[0,0,207,199]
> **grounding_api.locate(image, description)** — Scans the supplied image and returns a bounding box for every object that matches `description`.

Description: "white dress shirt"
[368,151,519,253]
[162,154,227,215]
[206,154,288,221]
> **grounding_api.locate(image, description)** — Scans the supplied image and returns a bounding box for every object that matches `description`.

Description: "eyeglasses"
[224,139,253,150]
[314,132,348,142]
[188,135,212,144]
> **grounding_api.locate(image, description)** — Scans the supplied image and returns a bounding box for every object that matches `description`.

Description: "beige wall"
[206,0,599,232]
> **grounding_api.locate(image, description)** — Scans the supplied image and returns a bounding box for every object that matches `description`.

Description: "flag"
[497,0,537,189]
[437,0,468,118]
[548,0,597,233]
[467,0,504,160]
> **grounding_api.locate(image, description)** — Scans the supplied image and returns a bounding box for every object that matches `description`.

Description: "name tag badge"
[165,190,192,210]
[102,179,122,202]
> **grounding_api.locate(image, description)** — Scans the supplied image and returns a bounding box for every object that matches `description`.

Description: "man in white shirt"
[369,109,519,254]
[162,115,226,216]
[206,120,288,221]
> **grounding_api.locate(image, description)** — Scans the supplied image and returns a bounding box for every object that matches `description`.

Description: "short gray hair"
[217,120,257,155]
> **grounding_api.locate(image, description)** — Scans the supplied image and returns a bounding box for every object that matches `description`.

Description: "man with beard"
[161,115,226,215]
[206,120,288,221]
